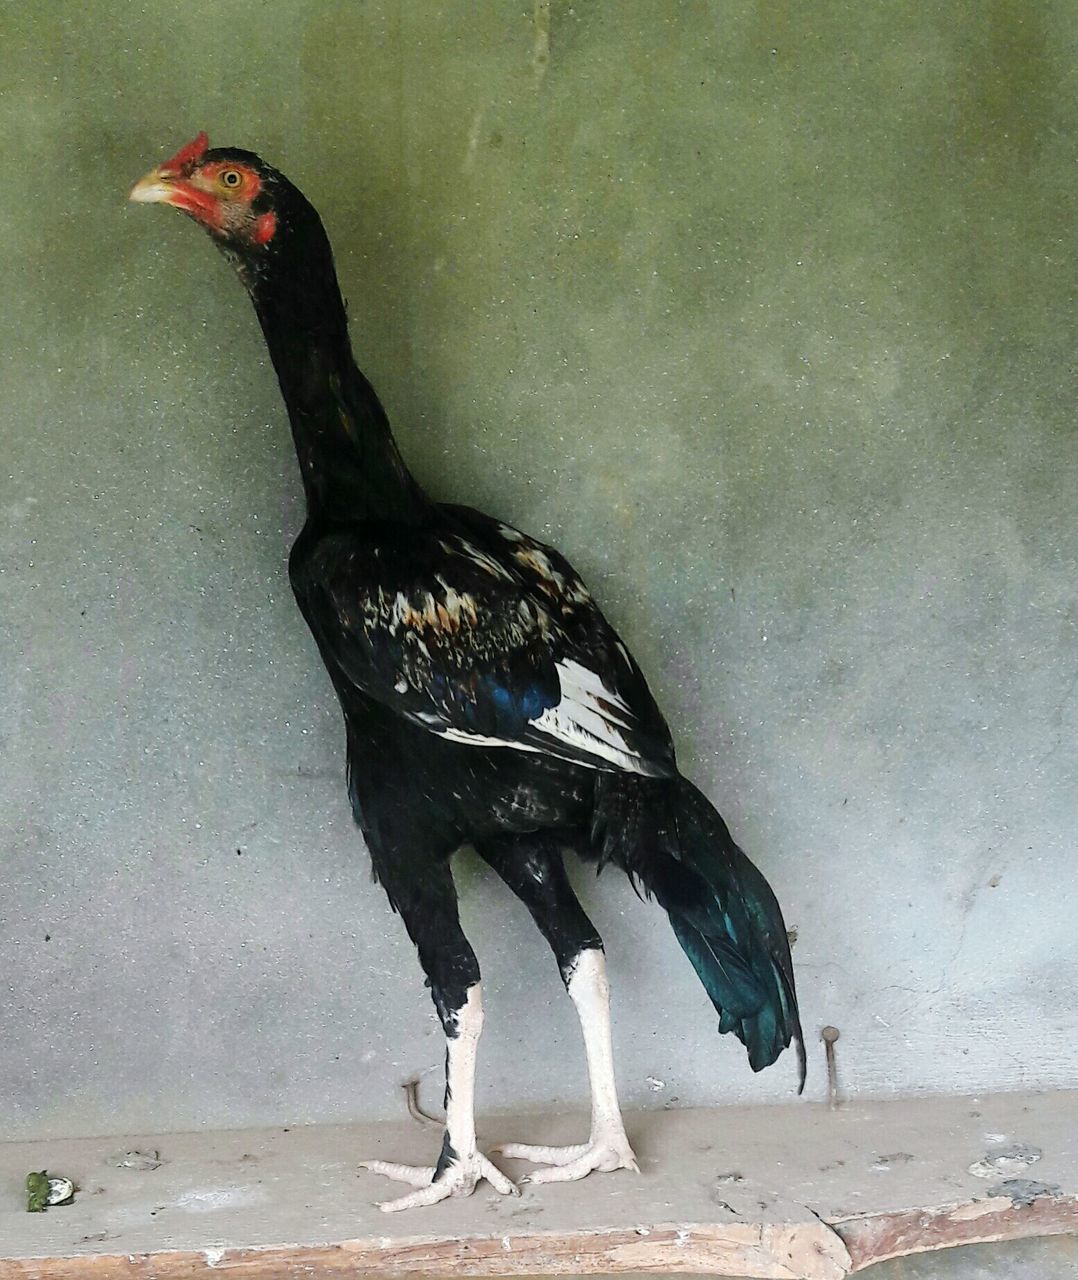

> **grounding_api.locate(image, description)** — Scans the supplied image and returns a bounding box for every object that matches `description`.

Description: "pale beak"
[128,168,177,205]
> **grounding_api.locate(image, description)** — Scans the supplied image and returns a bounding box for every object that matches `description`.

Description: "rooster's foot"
[359,1145,517,1212]
[494,1129,639,1184]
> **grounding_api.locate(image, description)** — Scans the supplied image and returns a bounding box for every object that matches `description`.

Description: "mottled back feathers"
[291,506,675,777]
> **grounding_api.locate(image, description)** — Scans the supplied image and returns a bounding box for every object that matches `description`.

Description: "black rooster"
[131,134,805,1211]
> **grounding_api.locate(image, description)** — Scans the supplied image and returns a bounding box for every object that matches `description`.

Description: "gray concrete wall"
[2,1,1075,1144]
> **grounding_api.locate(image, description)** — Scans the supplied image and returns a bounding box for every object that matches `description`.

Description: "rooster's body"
[131,134,804,1211]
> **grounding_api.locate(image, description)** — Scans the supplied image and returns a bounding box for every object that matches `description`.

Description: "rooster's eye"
[220,170,243,189]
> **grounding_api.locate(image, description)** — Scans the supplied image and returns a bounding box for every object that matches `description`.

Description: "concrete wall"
[2,1,1075,1146]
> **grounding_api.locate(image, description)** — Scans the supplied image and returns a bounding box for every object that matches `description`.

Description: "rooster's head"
[129,132,282,251]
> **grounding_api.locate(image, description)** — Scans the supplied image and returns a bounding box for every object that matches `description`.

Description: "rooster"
[130,134,805,1212]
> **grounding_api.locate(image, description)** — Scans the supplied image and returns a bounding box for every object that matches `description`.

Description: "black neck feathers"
[224,171,429,527]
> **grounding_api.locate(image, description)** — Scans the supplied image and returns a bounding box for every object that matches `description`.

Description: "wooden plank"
[0,1223,849,1280]
[1,1091,1074,1280]
[837,1191,1078,1273]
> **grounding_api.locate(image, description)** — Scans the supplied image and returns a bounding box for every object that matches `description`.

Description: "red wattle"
[253,211,278,245]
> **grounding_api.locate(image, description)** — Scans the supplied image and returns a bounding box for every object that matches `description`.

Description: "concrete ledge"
[1,1091,1074,1278]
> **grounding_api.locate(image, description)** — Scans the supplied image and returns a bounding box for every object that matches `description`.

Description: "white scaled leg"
[496,949,639,1183]
[360,984,518,1211]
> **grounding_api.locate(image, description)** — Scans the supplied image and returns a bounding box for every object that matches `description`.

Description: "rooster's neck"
[245,228,430,529]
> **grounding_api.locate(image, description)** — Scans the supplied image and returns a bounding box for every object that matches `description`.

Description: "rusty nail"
[402,1077,441,1129]
[821,1025,840,1109]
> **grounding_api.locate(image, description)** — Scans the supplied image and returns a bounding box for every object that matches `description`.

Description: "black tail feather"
[593,773,806,1090]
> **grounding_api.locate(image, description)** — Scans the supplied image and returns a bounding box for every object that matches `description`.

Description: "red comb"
[161,131,210,175]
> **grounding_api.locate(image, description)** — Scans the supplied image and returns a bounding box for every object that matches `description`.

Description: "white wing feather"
[437,658,651,775]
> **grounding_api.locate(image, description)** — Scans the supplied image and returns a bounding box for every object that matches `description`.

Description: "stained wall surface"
[1,2,1075,1144]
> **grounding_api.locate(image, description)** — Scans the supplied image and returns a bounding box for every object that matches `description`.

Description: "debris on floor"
[969,1141,1043,1179]
[25,1172,75,1212]
[109,1149,164,1171]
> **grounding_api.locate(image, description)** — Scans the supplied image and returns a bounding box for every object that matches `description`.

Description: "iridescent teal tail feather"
[593,773,806,1089]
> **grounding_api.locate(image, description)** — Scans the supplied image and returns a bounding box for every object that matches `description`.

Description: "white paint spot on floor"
[968,1144,1042,1179]
[174,1185,267,1213]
